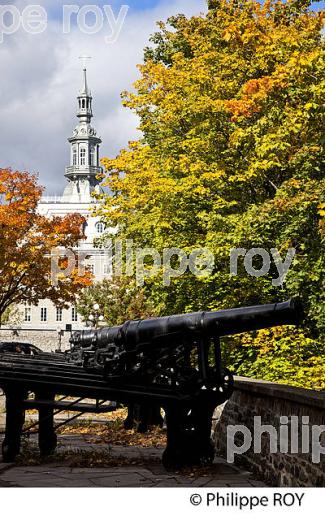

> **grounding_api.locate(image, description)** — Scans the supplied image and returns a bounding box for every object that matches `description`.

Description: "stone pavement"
[0,434,267,487]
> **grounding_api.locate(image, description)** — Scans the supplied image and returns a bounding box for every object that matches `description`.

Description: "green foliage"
[1,305,22,326]
[98,0,324,389]
[222,327,325,389]
[77,276,157,326]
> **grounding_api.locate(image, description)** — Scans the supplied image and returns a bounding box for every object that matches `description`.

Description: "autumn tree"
[97,1,324,387]
[0,168,92,325]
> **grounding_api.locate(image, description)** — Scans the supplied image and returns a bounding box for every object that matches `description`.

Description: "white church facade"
[18,67,112,335]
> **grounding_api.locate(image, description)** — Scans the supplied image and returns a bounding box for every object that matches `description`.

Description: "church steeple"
[63,65,102,202]
[77,68,93,123]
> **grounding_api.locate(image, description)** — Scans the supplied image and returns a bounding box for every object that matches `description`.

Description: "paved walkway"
[0,434,266,487]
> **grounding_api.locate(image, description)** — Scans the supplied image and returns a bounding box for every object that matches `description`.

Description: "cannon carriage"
[0,299,302,468]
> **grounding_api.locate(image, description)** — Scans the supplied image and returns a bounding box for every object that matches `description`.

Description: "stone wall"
[213,377,325,487]
[0,329,72,352]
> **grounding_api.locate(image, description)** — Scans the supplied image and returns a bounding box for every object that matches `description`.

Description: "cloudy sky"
[0,0,207,194]
[0,1,322,194]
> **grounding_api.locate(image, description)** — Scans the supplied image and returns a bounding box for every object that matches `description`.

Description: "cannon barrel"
[71,298,302,350]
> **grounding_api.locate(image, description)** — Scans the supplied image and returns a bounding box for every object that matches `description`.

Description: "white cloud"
[0,0,207,194]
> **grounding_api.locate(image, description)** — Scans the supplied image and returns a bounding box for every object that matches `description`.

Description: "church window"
[82,99,85,108]
[80,148,86,165]
[73,148,77,165]
[72,308,78,322]
[90,147,95,165]
[95,222,104,234]
[56,308,63,322]
[40,308,47,322]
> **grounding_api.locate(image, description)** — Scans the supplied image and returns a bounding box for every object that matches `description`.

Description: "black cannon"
[67,298,302,468]
[0,299,302,468]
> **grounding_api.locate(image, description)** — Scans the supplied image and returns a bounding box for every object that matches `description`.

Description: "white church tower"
[14,65,112,346]
[63,67,103,203]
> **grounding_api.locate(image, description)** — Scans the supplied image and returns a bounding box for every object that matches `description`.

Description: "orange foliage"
[0,168,92,321]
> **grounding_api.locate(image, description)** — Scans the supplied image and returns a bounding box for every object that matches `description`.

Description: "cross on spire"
[79,54,92,70]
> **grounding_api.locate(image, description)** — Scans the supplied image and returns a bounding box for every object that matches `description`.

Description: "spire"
[78,55,92,96]
[77,66,93,123]
[80,67,90,96]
